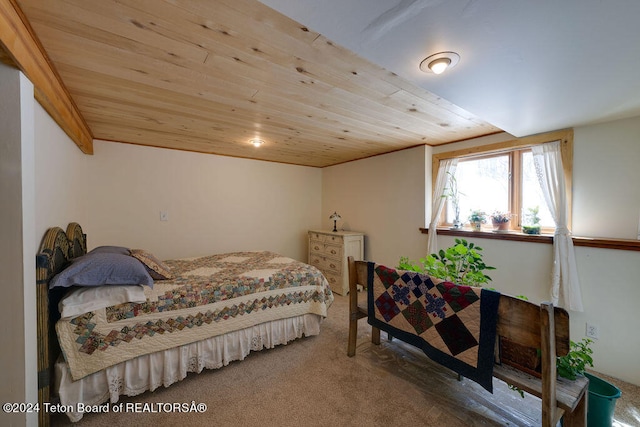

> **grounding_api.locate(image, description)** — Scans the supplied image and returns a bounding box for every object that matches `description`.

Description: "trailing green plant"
[398,238,495,287]
[508,383,525,398]
[556,338,594,380]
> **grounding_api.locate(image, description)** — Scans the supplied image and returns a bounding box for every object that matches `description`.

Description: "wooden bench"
[347,257,589,427]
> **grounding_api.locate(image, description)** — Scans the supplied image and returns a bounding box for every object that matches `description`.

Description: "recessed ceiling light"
[250,138,265,147]
[419,51,460,75]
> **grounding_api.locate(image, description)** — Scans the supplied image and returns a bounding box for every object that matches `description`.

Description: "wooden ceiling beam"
[0,0,93,154]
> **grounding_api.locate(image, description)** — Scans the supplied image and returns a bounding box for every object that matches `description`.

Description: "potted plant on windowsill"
[443,172,463,229]
[490,211,513,232]
[468,210,487,231]
[521,206,541,235]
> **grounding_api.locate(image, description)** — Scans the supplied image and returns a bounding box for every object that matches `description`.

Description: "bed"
[36,223,334,424]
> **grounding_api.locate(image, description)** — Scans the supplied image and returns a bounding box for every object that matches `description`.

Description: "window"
[446,153,510,224]
[521,151,554,228]
[434,130,573,233]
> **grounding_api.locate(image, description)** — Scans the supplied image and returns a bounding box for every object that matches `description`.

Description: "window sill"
[419,227,640,252]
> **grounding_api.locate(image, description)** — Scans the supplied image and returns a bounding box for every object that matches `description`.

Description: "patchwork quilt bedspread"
[56,251,333,380]
[367,263,499,392]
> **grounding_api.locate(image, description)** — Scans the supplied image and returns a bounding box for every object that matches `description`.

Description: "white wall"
[324,119,640,386]
[81,141,322,261]
[1,69,92,427]
[322,146,429,267]
[569,117,640,385]
[34,103,90,242]
[34,129,321,262]
[573,118,640,238]
[0,65,37,427]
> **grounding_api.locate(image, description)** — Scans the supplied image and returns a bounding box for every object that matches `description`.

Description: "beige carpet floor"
[52,294,639,426]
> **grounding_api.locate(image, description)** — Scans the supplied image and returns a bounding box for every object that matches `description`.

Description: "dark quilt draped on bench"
[367,263,500,392]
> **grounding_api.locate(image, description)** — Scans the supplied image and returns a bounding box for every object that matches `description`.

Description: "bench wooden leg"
[348,314,358,357]
[372,326,380,345]
[562,391,587,427]
[347,256,360,357]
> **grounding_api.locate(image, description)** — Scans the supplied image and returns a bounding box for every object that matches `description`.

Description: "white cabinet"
[308,230,364,295]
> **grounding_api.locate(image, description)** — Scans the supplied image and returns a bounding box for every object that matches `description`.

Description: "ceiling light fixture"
[419,51,460,75]
[250,138,265,147]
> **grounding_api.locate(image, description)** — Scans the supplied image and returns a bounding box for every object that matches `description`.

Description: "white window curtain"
[427,158,458,255]
[532,141,584,312]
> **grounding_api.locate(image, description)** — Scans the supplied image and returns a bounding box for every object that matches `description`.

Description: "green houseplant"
[508,328,594,399]
[557,338,594,380]
[398,238,495,287]
[556,338,622,426]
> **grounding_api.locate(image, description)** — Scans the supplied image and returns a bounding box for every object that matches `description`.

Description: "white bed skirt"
[55,313,323,422]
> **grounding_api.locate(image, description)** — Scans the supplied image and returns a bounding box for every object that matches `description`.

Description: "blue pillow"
[50,252,154,289]
[88,246,131,256]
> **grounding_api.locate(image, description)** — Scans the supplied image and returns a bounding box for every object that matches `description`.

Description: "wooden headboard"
[35,222,87,427]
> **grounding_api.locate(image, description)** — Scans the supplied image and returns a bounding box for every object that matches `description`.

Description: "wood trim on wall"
[0,0,93,154]
[420,227,640,252]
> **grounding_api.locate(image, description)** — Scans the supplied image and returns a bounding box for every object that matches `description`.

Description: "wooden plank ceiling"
[14,0,500,167]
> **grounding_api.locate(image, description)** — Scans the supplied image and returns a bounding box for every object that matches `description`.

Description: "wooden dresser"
[308,230,364,295]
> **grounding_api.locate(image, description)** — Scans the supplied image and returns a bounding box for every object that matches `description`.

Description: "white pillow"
[59,285,147,319]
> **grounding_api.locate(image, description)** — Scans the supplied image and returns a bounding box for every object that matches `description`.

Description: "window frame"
[432,129,574,234]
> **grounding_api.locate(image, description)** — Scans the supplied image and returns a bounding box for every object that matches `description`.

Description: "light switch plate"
[586,323,599,339]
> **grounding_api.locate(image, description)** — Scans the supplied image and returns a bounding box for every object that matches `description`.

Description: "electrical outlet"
[586,323,599,339]
[160,211,169,221]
